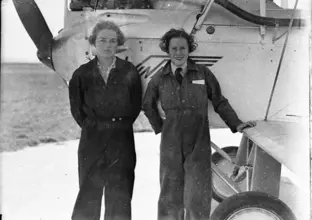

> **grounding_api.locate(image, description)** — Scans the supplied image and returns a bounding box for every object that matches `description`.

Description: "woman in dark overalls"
[69,21,142,220]
[143,29,255,220]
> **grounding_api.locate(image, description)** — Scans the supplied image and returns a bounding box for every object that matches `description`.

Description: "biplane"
[12,0,310,219]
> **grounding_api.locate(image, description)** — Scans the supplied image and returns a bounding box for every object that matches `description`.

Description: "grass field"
[0,63,152,152]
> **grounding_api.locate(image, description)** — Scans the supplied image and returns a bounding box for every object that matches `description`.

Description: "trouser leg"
[71,179,103,220]
[158,146,184,220]
[183,125,212,220]
[184,159,211,220]
[72,147,104,220]
[104,167,135,220]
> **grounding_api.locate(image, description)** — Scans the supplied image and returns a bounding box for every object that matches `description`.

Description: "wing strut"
[192,0,215,34]
[264,0,299,120]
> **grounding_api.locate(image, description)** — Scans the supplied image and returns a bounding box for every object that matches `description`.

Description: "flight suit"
[142,59,242,220]
[69,57,142,220]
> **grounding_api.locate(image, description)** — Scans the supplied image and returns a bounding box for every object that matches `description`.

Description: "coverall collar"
[93,56,123,70]
[163,58,199,75]
[171,61,187,76]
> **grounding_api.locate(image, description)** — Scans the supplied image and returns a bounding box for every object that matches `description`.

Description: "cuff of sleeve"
[76,118,84,128]
[152,120,163,134]
[228,119,243,133]
[144,110,163,134]
[154,126,162,134]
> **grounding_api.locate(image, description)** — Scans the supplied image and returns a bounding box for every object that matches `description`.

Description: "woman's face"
[168,37,189,67]
[94,29,118,59]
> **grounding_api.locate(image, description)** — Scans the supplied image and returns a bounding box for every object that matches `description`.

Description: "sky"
[1,0,310,63]
[1,0,65,63]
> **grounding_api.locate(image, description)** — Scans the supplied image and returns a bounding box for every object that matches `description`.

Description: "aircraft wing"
[243,120,309,179]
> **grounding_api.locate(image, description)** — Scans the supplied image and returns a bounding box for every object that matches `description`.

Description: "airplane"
[12,0,310,219]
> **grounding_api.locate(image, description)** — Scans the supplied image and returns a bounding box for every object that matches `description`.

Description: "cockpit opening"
[69,0,204,11]
[69,0,153,10]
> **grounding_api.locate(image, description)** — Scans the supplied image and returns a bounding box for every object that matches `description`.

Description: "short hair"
[89,21,125,46]
[159,28,197,53]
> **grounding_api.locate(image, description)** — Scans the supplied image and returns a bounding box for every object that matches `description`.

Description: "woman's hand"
[236,121,257,133]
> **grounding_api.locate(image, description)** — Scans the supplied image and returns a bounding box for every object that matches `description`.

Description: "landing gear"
[210,191,297,220]
[211,146,247,202]
[210,134,296,220]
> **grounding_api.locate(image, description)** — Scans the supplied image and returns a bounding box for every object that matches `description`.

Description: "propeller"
[12,0,54,69]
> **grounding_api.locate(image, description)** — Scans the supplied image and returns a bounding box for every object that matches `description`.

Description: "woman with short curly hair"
[88,21,125,46]
[69,20,142,220]
[159,28,198,53]
[143,28,255,220]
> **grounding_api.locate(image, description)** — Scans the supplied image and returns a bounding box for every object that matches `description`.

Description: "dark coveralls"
[142,59,242,220]
[68,57,142,220]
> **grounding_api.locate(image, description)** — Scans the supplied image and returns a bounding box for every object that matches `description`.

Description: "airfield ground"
[0,131,310,220]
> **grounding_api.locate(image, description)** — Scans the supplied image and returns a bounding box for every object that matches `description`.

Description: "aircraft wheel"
[211,191,297,220]
[212,146,247,202]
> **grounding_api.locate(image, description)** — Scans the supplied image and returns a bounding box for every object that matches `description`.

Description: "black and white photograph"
[1,0,311,219]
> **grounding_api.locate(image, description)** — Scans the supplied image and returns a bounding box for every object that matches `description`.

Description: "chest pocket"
[183,83,208,108]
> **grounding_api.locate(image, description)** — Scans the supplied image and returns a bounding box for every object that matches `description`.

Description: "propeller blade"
[12,0,54,69]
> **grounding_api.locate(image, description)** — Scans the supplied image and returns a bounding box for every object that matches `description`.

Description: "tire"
[211,146,247,203]
[211,191,297,220]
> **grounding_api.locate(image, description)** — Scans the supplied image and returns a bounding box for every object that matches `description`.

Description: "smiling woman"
[159,28,198,67]
[142,28,256,220]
